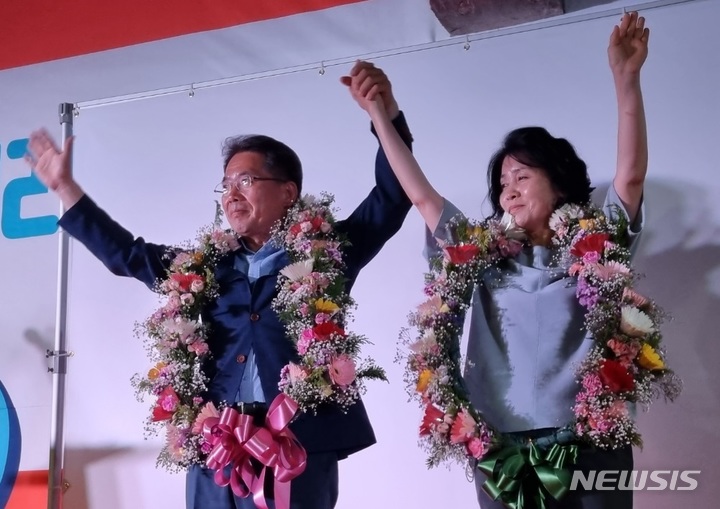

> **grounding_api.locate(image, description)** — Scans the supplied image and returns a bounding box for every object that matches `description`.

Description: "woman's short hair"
[486,127,594,217]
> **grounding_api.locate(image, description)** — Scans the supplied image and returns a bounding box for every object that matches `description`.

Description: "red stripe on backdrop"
[0,0,365,70]
[5,470,48,509]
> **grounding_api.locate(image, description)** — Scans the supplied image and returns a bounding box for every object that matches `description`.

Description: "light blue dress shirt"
[233,239,289,403]
[425,185,644,432]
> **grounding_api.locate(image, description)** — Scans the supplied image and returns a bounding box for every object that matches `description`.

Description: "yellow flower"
[637,343,665,370]
[579,219,596,231]
[467,225,485,238]
[315,298,340,314]
[416,369,433,393]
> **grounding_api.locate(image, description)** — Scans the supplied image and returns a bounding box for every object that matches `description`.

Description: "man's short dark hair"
[222,135,303,195]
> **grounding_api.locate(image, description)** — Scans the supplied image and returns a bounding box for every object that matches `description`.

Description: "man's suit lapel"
[215,251,247,284]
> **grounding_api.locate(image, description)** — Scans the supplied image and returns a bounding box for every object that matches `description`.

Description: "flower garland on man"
[26,59,415,509]
[132,194,388,473]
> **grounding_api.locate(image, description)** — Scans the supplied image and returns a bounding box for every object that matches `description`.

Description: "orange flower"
[416,369,433,393]
[147,362,167,380]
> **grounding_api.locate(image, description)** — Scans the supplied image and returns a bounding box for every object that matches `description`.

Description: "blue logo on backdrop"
[0,381,21,507]
[1,138,59,239]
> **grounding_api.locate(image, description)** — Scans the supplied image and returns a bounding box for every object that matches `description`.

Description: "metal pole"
[47,103,75,509]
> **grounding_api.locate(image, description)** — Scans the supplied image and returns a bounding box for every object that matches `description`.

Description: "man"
[26,62,411,509]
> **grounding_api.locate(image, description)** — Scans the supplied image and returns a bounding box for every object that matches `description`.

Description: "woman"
[345,11,650,509]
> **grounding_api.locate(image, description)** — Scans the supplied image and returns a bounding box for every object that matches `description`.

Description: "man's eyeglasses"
[214,175,286,194]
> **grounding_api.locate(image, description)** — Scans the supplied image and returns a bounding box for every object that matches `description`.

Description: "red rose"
[571,233,610,258]
[445,244,480,265]
[312,322,345,340]
[598,359,635,393]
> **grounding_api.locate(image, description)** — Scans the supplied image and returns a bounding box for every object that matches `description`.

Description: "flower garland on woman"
[403,205,682,475]
[132,194,386,471]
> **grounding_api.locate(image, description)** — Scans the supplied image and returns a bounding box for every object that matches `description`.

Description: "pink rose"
[466,437,487,459]
[166,291,181,312]
[315,313,330,324]
[171,252,193,268]
[297,328,315,355]
[329,355,356,387]
[582,251,600,264]
[188,341,209,356]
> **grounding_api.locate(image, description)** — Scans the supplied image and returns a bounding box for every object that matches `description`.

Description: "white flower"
[549,204,584,233]
[416,295,449,318]
[409,330,438,354]
[548,209,567,233]
[161,317,200,344]
[620,306,655,337]
[280,258,314,282]
[563,204,584,219]
[500,212,526,241]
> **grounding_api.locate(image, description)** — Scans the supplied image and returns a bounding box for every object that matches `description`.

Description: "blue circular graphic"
[0,380,21,508]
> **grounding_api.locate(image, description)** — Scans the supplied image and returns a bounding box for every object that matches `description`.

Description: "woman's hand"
[608,11,649,80]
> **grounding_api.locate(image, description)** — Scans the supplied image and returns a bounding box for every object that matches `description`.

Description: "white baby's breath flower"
[620,306,655,337]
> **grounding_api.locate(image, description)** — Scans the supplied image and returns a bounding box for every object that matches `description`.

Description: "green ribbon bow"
[477,442,579,509]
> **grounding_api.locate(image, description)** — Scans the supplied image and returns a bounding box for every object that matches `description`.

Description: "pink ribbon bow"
[202,394,307,509]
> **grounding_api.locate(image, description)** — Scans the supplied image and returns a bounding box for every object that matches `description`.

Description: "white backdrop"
[1,0,718,508]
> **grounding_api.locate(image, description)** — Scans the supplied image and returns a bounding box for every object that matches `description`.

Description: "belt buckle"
[236,401,266,419]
